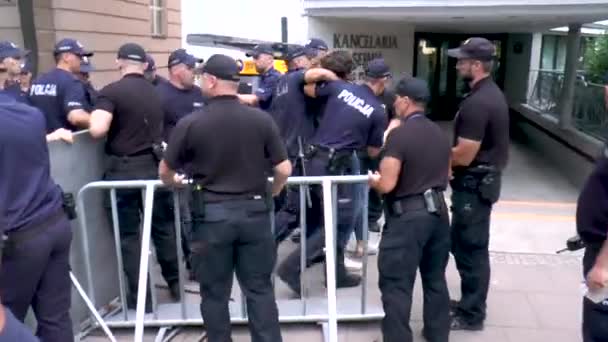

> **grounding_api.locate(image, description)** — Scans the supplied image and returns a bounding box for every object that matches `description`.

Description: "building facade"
[1,0,182,87]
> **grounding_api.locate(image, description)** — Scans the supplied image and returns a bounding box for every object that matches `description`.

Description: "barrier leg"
[70,272,117,342]
[135,184,155,342]
[361,185,369,315]
[321,179,338,342]
[172,191,187,320]
[109,189,129,321]
[76,188,97,322]
[299,184,308,315]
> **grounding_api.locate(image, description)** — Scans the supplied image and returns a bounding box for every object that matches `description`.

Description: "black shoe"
[336,272,361,288]
[277,266,301,296]
[169,282,181,301]
[449,299,460,314]
[450,315,484,331]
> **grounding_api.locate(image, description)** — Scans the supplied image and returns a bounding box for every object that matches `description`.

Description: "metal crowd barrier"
[75,175,377,342]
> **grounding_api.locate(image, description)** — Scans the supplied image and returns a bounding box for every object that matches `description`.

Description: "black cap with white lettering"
[117,43,146,63]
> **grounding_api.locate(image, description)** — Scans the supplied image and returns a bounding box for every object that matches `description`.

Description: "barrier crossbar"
[75,175,376,342]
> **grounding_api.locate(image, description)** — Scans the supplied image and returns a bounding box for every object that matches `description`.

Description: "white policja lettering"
[337,89,374,117]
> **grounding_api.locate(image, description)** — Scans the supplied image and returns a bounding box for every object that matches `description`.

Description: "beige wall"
[0,1,24,47]
[34,0,181,87]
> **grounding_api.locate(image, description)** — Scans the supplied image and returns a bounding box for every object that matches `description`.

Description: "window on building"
[541,34,588,71]
[150,0,166,37]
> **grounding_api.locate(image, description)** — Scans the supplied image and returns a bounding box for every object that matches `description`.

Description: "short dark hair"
[320,50,354,80]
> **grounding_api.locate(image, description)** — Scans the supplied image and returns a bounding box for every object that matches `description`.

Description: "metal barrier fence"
[76,175,377,342]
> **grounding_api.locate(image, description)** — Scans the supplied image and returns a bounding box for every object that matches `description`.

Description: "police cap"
[168,48,203,68]
[305,38,329,52]
[117,43,146,63]
[0,41,28,60]
[246,44,274,58]
[54,38,93,57]
[365,58,391,78]
[448,37,496,61]
[202,54,240,82]
[286,45,307,61]
[394,76,430,103]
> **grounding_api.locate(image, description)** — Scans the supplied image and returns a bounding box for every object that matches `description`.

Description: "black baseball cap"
[117,43,146,62]
[201,54,240,81]
[246,44,274,58]
[54,38,93,57]
[366,58,391,78]
[145,54,156,72]
[448,37,496,61]
[286,45,307,61]
[0,41,28,60]
[305,38,329,51]
[168,48,203,68]
[394,76,430,103]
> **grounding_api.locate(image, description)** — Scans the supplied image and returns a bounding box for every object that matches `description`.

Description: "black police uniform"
[448,39,510,329]
[96,44,179,308]
[0,93,73,342]
[277,77,387,294]
[576,151,608,342]
[378,77,451,342]
[271,46,319,243]
[163,54,284,342]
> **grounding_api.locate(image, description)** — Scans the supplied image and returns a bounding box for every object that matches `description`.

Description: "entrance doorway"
[413,33,507,121]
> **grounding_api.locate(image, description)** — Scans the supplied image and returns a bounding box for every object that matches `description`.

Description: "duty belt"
[386,190,445,216]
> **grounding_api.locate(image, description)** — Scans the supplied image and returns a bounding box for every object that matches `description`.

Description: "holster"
[62,191,77,220]
[453,165,501,204]
[387,190,444,216]
[190,184,206,223]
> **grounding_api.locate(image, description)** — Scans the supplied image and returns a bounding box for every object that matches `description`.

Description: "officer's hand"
[46,128,74,144]
[587,265,608,290]
[172,173,186,187]
[368,170,381,187]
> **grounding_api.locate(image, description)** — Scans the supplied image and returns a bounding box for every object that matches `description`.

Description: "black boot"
[324,248,361,288]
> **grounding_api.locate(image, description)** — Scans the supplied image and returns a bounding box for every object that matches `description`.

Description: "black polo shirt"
[453,77,509,171]
[576,155,608,242]
[95,73,164,156]
[383,113,451,199]
[164,95,287,197]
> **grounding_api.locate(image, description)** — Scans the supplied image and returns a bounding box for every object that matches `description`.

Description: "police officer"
[158,48,205,142]
[447,37,510,331]
[29,38,92,133]
[278,50,387,294]
[76,57,98,111]
[0,41,28,102]
[0,92,74,342]
[19,59,33,96]
[305,38,329,67]
[271,45,330,243]
[369,76,451,342]
[89,43,180,308]
[145,53,169,86]
[238,44,281,111]
[350,58,392,259]
[159,54,289,342]
[576,146,608,342]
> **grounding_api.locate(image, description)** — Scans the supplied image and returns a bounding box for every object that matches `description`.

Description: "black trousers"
[582,243,608,342]
[190,199,282,342]
[104,154,179,304]
[450,188,492,325]
[379,207,450,342]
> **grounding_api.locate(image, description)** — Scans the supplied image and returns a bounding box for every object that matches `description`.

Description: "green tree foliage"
[585,35,608,83]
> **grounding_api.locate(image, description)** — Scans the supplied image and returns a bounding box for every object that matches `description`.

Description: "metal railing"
[527,69,608,140]
[75,175,376,342]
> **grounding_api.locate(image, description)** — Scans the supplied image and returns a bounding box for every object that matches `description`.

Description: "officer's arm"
[159,160,184,187]
[304,68,338,84]
[272,160,292,197]
[89,109,113,138]
[237,94,259,106]
[370,157,401,194]
[64,82,91,129]
[452,137,481,167]
[66,109,90,129]
[160,118,189,187]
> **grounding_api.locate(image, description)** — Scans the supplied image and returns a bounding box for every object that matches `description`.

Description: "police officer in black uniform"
[369,76,451,342]
[277,50,387,294]
[576,146,608,342]
[89,43,180,309]
[447,37,510,331]
[160,54,289,342]
[0,92,74,342]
